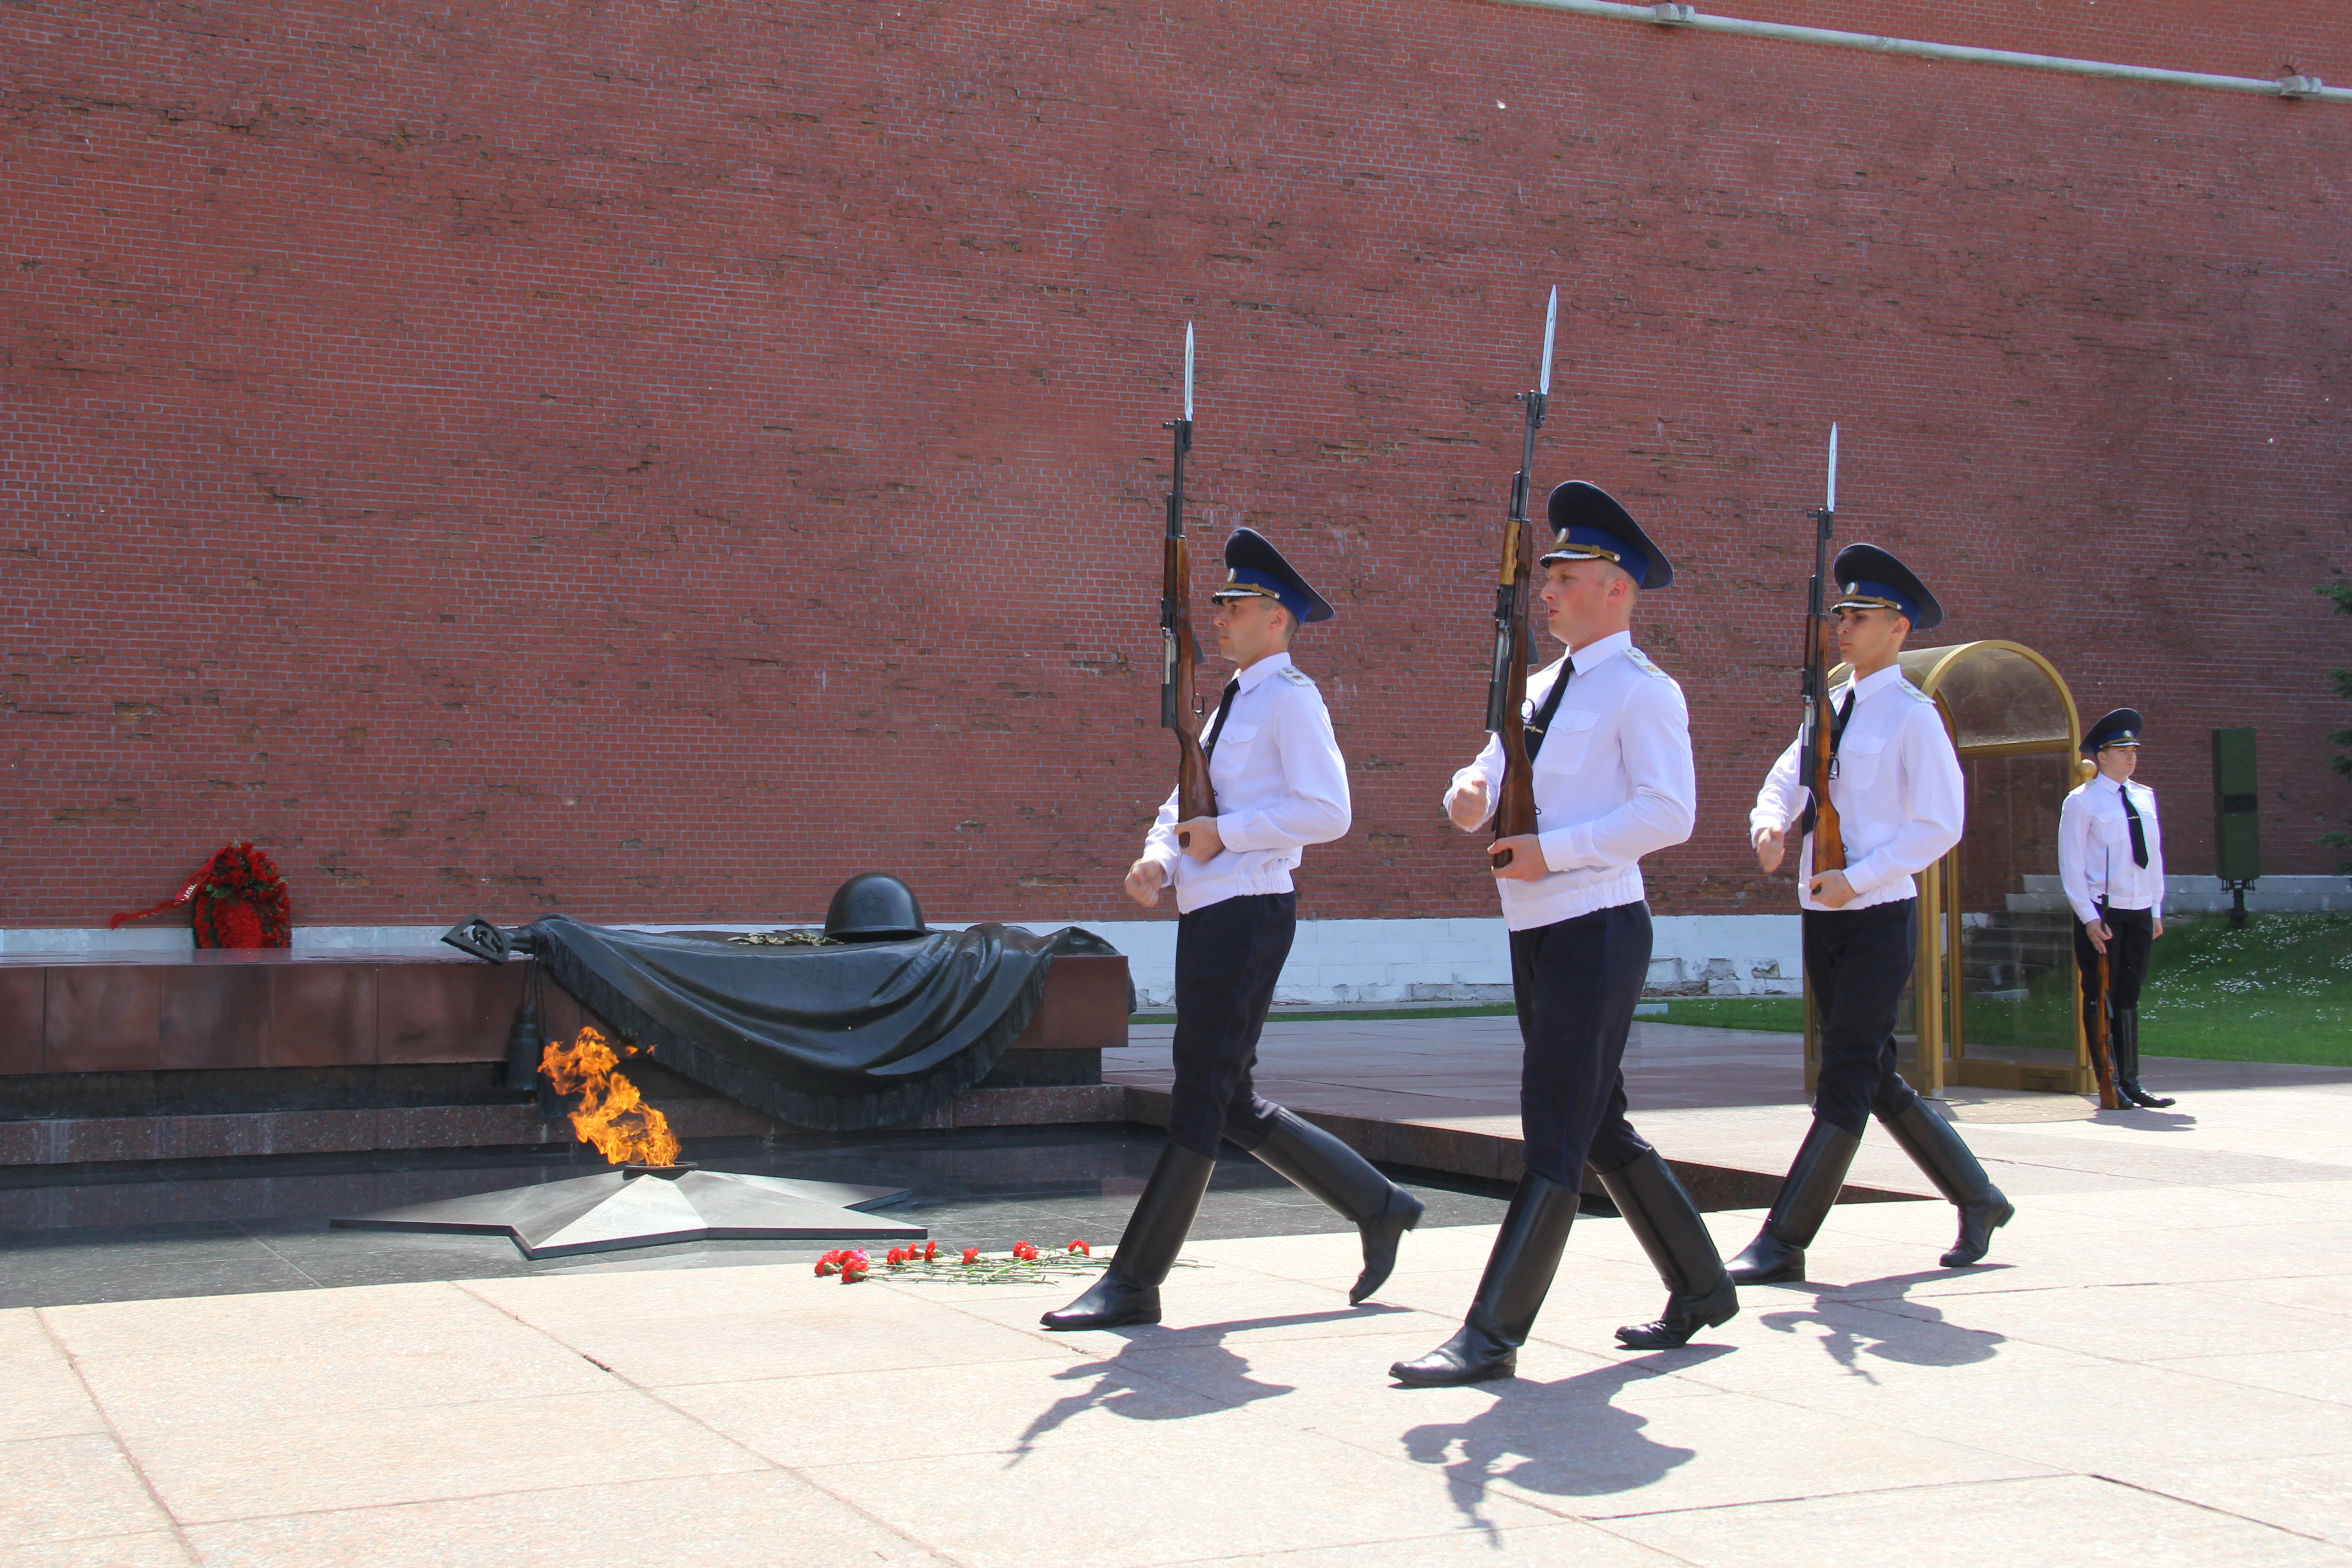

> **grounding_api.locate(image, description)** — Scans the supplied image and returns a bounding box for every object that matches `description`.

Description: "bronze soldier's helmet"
[823,873,928,942]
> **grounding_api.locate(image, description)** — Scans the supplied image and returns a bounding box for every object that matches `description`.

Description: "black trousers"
[1164,892,1294,1158]
[1511,901,1656,1189]
[2074,904,2155,1036]
[1806,899,1924,1139]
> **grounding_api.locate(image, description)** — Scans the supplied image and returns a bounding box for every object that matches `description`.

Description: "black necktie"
[1523,658,1575,762]
[2119,782,2148,868]
[1203,679,1240,761]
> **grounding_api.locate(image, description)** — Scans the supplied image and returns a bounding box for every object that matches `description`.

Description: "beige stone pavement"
[7,1025,2351,1566]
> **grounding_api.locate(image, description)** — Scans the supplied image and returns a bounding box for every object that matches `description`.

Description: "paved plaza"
[5,1024,2350,1565]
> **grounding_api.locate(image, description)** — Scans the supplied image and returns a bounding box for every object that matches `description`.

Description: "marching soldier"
[2061,708,2175,1109]
[1044,529,1423,1330]
[1391,483,1736,1388]
[1733,544,2013,1284]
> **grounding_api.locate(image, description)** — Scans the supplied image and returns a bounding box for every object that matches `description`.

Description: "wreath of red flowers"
[107,841,292,949]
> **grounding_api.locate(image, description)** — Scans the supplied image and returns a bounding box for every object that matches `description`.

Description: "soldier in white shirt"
[1045,529,1422,1331]
[2060,708,2175,1108]
[1734,544,2014,1285]
[1392,483,1734,1387]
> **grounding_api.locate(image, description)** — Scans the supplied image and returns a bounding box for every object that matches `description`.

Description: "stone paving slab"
[8,1160,2349,1568]
[1111,1020,2352,1212]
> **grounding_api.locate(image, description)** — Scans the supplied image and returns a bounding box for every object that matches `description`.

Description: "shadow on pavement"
[1005,1307,1400,1463]
[1752,1269,2009,1382]
[1398,1347,1733,1532]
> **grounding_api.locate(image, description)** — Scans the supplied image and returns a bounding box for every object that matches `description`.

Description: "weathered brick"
[0,1,2345,929]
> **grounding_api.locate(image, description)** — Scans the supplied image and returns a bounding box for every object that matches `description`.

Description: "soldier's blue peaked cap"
[1829,542,1943,631]
[1540,481,1673,589]
[1210,528,1334,624]
[2082,708,2145,754]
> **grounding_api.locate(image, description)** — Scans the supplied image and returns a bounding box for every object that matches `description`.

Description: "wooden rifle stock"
[1487,388,1547,870]
[2089,946,2119,1109]
[1161,417,1214,847]
[1801,506,1847,876]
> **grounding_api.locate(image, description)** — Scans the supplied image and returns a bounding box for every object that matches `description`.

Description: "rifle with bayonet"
[1484,287,1556,870]
[2089,948,2120,1110]
[1797,424,1847,873]
[1161,322,1215,848]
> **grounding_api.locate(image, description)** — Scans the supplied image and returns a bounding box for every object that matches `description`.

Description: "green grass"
[2137,912,2352,1067]
[1125,913,2351,1067]
[1132,1004,1515,1024]
[1638,995,1808,1033]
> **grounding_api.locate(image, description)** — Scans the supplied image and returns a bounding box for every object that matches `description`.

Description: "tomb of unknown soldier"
[3,1,2350,1564]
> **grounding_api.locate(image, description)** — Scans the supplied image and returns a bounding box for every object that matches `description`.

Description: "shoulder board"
[1896,679,1936,703]
[1623,647,1668,678]
[1278,664,1314,686]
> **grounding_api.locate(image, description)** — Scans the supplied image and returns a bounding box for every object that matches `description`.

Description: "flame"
[539,1026,681,1167]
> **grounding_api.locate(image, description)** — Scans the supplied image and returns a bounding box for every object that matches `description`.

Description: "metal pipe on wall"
[1499,0,2352,105]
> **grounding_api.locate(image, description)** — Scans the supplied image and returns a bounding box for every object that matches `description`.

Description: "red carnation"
[922,1240,938,1261]
[960,1247,980,1265]
[1068,1240,1091,1256]
[1012,1241,1039,1262]
[886,1248,908,1267]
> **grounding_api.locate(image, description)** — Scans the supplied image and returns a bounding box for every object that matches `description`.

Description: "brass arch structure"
[1803,639,2091,1098]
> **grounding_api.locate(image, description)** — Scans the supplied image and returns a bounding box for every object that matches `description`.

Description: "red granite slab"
[43,967,162,1073]
[159,966,271,1071]
[0,967,42,1075]
[1010,954,1128,1052]
[379,960,528,1065]
[267,964,377,1067]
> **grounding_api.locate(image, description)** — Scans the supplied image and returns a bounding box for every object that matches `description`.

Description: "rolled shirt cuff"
[1538,825,1592,873]
[1840,852,1902,898]
[1215,810,1264,853]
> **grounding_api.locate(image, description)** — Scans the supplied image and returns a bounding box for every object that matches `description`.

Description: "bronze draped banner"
[523,916,1122,1132]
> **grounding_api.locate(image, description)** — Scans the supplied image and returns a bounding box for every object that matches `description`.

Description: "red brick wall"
[6,0,2348,927]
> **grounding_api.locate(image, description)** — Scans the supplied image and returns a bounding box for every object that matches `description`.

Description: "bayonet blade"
[1183,321,1195,422]
[1826,422,1839,514]
[1539,286,1557,396]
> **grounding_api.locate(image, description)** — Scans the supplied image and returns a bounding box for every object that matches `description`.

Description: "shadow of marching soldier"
[1007,1305,1408,1465]
[1751,1269,2009,1383]
[1400,1347,1731,1532]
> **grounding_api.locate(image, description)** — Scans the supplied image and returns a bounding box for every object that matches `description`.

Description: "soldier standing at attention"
[2061,708,2175,1109]
[1391,483,1736,1388]
[1733,544,2013,1284]
[1044,529,1423,1331]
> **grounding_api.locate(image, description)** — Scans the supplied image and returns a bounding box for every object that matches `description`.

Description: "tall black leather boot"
[1249,1108,1425,1304]
[1041,1142,1215,1330]
[1725,1117,1861,1286]
[1389,1171,1578,1387]
[1880,1099,2014,1267]
[1597,1150,1739,1349]
[2114,1009,2175,1108]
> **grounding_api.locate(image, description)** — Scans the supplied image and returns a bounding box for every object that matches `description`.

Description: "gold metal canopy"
[1804,639,2099,1100]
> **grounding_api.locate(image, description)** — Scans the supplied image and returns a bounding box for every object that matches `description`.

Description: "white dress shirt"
[1141,650,1352,915]
[1448,631,1697,932]
[1750,663,1965,913]
[2059,775,2166,921]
